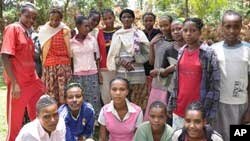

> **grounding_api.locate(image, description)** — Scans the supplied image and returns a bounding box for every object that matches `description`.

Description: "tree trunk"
[185,0,189,18]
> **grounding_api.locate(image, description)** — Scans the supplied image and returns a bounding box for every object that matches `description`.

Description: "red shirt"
[44,30,70,66]
[174,48,202,117]
[97,29,107,69]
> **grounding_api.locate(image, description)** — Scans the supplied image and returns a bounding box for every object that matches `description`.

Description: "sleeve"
[135,110,143,127]
[83,108,95,138]
[93,37,100,59]
[97,29,107,68]
[63,28,72,57]
[134,125,147,141]
[106,33,122,71]
[98,107,106,126]
[1,25,17,55]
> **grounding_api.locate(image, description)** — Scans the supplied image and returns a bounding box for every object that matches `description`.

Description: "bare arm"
[160,65,176,77]
[2,54,20,98]
[99,125,108,141]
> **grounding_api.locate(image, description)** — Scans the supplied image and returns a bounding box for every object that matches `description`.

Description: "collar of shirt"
[36,117,65,139]
[107,98,136,121]
[71,34,92,44]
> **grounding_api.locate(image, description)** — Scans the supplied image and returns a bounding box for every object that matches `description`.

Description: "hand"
[241,109,250,124]
[120,60,135,71]
[150,34,163,46]
[11,81,21,99]
[98,72,103,84]
[150,69,159,77]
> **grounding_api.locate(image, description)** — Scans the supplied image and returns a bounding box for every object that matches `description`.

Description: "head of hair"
[89,9,101,18]
[109,77,130,90]
[36,95,57,114]
[222,10,242,24]
[102,9,115,17]
[20,2,37,14]
[49,7,63,19]
[149,101,167,114]
[119,9,135,21]
[75,15,89,26]
[64,81,85,98]
[185,101,205,119]
[183,17,204,31]
[142,12,156,21]
[159,14,173,23]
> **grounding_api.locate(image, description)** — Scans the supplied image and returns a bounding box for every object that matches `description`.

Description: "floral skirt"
[129,83,148,110]
[42,64,72,105]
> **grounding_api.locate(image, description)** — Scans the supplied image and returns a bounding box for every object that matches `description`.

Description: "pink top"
[70,34,100,75]
[98,100,143,141]
[174,48,202,117]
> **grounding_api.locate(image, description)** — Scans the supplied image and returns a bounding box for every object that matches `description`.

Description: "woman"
[134,101,173,141]
[98,77,143,141]
[171,102,223,141]
[38,7,72,105]
[168,18,220,130]
[107,9,149,110]
[70,15,101,119]
[58,82,95,141]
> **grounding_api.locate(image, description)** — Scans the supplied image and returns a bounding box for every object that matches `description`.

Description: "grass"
[0,72,7,141]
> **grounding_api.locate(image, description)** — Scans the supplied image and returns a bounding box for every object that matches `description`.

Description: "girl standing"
[38,7,72,105]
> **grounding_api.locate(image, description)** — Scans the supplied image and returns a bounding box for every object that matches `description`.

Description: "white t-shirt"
[212,41,250,104]
[16,117,66,141]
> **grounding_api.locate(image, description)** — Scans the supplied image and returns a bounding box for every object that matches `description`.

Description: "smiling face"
[89,13,101,30]
[20,7,37,29]
[171,22,183,42]
[49,12,62,28]
[38,104,59,134]
[65,86,84,112]
[159,18,171,36]
[149,107,167,132]
[182,21,201,45]
[184,110,206,140]
[222,14,242,45]
[110,79,129,105]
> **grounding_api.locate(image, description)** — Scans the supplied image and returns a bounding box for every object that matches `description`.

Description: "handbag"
[133,30,149,64]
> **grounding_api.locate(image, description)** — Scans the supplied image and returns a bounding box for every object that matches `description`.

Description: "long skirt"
[129,83,148,110]
[143,87,168,121]
[42,64,72,105]
[72,74,101,119]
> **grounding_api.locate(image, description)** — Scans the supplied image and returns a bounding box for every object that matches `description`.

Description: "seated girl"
[58,82,95,141]
[171,101,223,141]
[134,101,173,141]
[98,77,143,141]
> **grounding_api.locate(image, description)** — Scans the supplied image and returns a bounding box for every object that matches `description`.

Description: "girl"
[70,15,101,119]
[100,9,119,104]
[58,82,95,141]
[38,7,72,105]
[98,77,143,141]
[134,101,173,141]
[171,102,223,141]
[144,15,173,121]
[107,9,149,110]
[1,2,45,140]
[168,18,220,130]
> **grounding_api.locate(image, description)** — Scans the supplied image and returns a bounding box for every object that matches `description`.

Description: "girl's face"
[171,22,183,41]
[159,19,171,36]
[182,21,201,45]
[20,8,37,29]
[149,107,166,132]
[120,13,134,29]
[89,14,100,30]
[66,87,84,112]
[184,110,206,140]
[110,79,129,105]
[77,19,90,36]
[103,12,115,29]
[49,13,62,28]
[143,15,155,30]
